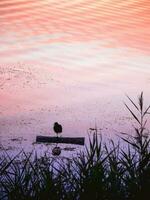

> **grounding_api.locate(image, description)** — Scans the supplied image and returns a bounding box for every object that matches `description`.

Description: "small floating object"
[52,146,61,156]
[36,136,85,145]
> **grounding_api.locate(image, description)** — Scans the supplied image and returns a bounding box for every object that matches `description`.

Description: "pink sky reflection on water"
[0,0,150,150]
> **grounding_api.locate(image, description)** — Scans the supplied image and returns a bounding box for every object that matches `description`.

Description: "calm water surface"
[0,0,150,152]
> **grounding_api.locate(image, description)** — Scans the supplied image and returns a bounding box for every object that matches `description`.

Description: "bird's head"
[54,122,58,125]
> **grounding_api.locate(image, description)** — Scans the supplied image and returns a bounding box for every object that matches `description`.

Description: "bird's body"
[53,122,62,136]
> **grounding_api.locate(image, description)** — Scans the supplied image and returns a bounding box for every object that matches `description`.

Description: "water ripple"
[0,0,150,62]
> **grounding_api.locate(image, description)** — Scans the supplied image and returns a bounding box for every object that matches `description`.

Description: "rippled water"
[0,0,150,152]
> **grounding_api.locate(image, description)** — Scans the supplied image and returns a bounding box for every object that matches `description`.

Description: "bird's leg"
[56,133,58,147]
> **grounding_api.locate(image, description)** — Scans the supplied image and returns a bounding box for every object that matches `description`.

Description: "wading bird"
[53,122,62,137]
[52,122,62,156]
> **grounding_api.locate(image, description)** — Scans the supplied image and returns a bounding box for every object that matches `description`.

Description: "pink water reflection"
[0,0,150,150]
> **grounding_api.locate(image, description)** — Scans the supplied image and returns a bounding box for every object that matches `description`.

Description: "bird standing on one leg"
[53,122,62,138]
